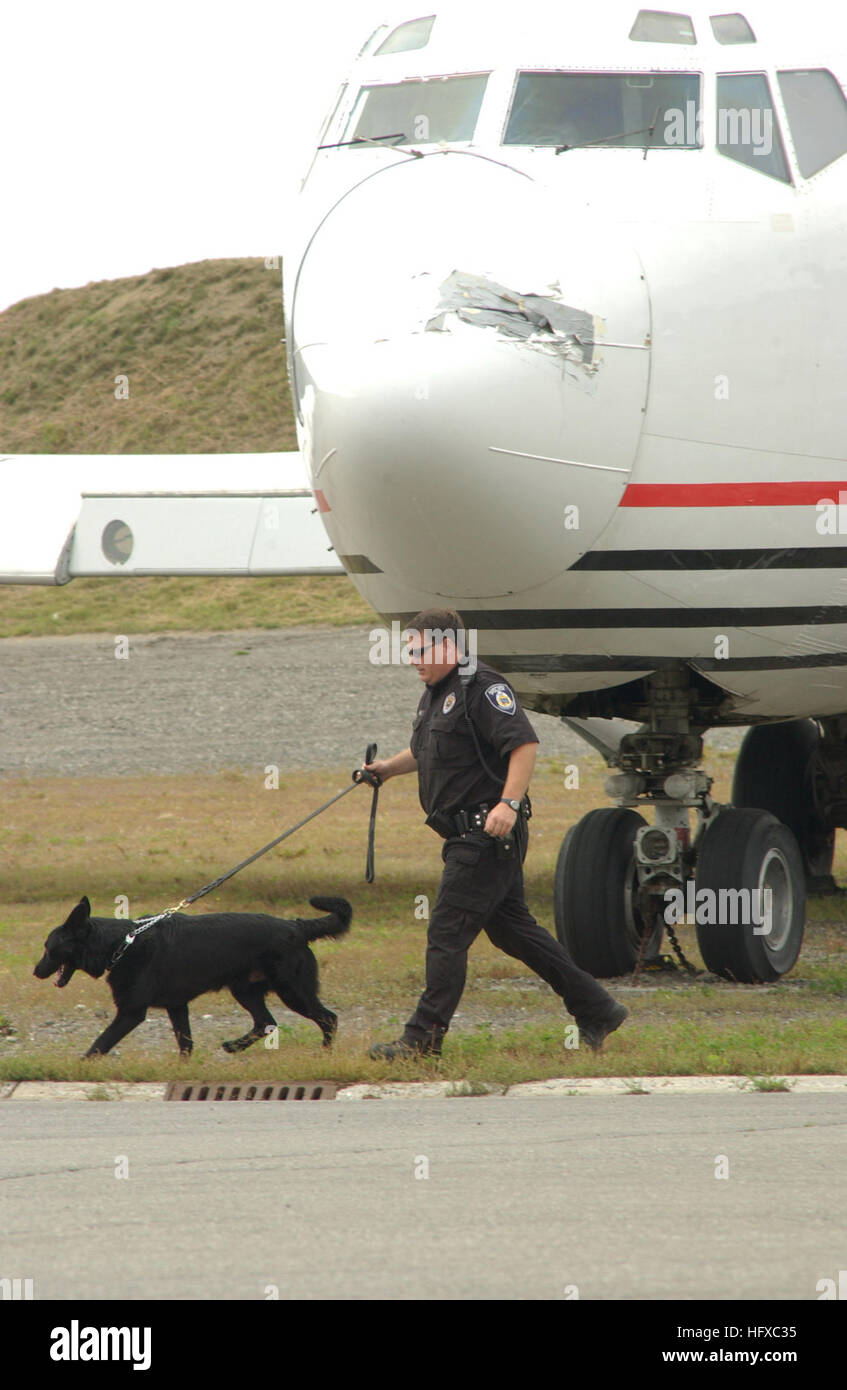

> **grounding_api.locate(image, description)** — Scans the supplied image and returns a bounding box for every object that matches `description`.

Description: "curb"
[2,1075,845,1101]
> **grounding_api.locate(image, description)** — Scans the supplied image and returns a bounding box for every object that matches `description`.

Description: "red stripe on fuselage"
[620,482,847,507]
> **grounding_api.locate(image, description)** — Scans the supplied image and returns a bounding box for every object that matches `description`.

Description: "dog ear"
[69,896,91,926]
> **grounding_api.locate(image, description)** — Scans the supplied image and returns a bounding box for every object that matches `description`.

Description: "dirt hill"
[0,257,295,454]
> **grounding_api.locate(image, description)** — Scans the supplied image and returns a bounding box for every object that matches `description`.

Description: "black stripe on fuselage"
[391,607,847,629]
[483,652,847,673]
[570,549,847,571]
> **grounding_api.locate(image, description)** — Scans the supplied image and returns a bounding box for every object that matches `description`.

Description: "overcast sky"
[0,0,403,311]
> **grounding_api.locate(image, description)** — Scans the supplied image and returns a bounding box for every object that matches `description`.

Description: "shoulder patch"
[442,692,456,714]
[485,682,516,715]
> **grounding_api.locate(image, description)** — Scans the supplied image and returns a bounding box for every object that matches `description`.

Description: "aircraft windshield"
[504,72,701,149]
[345,75,489,145]
[716,73,790,182]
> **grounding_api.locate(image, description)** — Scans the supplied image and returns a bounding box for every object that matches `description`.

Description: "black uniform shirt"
[409,660,539,816]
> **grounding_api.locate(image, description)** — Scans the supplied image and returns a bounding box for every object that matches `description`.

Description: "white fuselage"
[284,3,847,723]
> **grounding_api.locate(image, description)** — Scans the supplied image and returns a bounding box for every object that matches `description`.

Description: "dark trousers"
[404,830,616,1047]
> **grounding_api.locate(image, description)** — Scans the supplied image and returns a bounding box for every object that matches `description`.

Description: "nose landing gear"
[693,807,805,981]
[553,674,808,982]
[553,806,655,978]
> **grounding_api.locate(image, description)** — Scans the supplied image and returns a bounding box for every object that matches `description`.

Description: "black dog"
[33,895,352,1057]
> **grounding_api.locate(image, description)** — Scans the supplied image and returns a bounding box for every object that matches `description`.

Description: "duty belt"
[427,797,532,840]
[425,802,491,838]
[450,802,492,836]
[451,797,531,837]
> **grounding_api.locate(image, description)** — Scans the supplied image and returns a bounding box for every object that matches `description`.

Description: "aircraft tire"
[732,720,835,890]
[554,807,657,977]
[694,808,806,982]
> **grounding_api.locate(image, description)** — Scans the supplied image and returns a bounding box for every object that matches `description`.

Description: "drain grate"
[164,1081,337,1102]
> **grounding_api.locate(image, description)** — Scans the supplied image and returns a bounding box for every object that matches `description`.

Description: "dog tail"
[300,897,353,942]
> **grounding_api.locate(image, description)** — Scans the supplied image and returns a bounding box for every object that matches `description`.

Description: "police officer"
[365,608,628,1060]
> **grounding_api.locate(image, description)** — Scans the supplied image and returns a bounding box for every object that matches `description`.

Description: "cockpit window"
[716,73,791,182]
[777,69,847,177]
[375,15,436,55]
[629,10,697,44]
[345,75,488,146]
[709,13,756,44]
[503,72,701,149]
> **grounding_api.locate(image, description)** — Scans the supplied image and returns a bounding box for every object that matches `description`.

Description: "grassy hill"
[0,257,296,454]
[0,259,371,634]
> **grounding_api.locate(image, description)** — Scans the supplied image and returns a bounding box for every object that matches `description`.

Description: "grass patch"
[0,574,372,638]
[2,759,846,1083]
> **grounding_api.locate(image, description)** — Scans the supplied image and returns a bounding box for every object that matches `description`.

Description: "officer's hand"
[484,803,517,838]
[353,761,382,788]
[355,748,416,784]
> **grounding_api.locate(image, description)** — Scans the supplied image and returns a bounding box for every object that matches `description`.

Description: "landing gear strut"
[553,670,808,983]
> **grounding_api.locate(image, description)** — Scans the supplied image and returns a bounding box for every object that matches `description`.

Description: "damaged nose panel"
[289,152,650,595]
[426,269,598,369]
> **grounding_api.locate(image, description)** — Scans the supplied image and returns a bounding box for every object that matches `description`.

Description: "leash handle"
[352,741,381,788]
[362,743,378,883]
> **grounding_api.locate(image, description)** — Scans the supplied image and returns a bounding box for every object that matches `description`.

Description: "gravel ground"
[0,625,745,777]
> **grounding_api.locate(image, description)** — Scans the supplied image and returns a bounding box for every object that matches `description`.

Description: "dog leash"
[356,742,380,884]
[108,744,382,968]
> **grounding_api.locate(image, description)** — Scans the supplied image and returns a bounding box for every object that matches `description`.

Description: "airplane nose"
[291,153,650,598]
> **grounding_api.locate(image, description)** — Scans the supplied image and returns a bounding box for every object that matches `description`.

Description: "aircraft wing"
[0,453,343,583]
